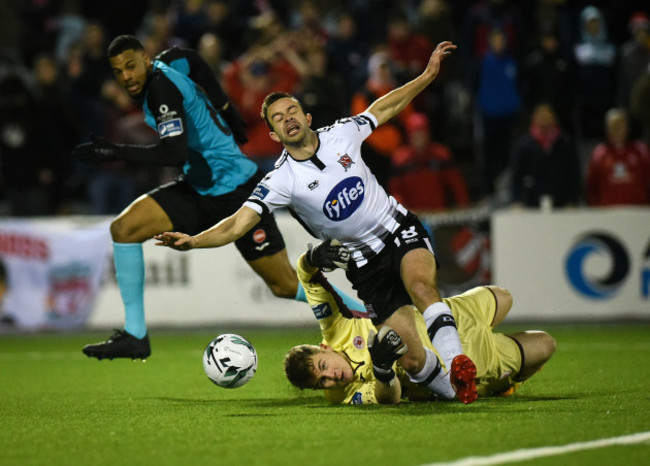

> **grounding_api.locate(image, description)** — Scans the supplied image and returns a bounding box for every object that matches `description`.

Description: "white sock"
[422,301,463,370]
[408,348,455,400]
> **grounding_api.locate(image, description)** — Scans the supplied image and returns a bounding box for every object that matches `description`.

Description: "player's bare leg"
[247,249,299,298]
[487,286,514,327]
[83,195,171,361]
[110,195,173,243]
[509,331,557,381]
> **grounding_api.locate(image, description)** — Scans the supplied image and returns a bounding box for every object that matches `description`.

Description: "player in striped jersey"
[155,41,479,403]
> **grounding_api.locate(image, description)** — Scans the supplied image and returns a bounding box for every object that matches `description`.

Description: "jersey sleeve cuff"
[243,199,268,216]
[359,112,378,131]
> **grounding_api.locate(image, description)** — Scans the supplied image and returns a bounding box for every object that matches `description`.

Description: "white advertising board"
[492,207,650,321]
[88,212,353,329]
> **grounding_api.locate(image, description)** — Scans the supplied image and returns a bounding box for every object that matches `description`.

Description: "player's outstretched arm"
[366,41,456,126]
[154,206,261,251]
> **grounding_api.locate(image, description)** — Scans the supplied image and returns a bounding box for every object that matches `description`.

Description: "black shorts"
[148,170,285,261]
[345,213,438,325]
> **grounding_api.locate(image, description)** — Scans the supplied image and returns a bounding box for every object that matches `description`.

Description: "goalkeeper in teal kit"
[73,35,365,360]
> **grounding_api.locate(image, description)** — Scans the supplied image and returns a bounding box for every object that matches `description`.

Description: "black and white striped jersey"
[244,112,409,268]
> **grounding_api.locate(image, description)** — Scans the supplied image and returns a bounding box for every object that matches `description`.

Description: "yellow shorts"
[412,287,522,397]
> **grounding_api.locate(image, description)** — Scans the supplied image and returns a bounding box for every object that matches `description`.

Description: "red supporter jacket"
[586,140,650,206]
[389,142,470,211]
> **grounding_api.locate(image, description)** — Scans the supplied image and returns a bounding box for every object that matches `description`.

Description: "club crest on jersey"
[337,153,354,171]
[323,177,365,221]
[353,335,365,349]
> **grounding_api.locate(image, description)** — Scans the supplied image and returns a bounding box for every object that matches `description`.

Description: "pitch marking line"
[422,431,650,466]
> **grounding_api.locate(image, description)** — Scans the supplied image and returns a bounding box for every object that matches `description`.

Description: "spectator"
[415,0,470,155]
[586,108,650,207]
[350,48,414,190]
[18,0,60,65]
[138,12,188,57]
[631,63,650,145]
[32,53,79,213]
[474,27,522,197]
[169,0,209,49]
[67,20,113,138]
[0,0,21,66]
[390,113,471,212]
[417,0,458,51]
[326,10,368,102]
[347,0,395,49]
[617,12,650,111]
[510,103,581,208]
[0,73,56,216]
[386,12,434,84]
[532,0,574,62]
[201,0,245,61]
[197,32,227,80]
[521,26,576,135]
[222,38,301,172]
[291,44,346,130]
[291,0,329,47]
[230,0,291,40]
[459,0,527,76]
[573,5,617,139]
[236,4,289,53]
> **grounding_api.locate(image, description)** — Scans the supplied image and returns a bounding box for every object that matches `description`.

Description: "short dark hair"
[260,92,304,129]
[107,35,144,58]
[284,344,321,389]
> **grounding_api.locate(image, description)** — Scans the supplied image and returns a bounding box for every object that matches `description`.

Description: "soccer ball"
[202,333,258,389]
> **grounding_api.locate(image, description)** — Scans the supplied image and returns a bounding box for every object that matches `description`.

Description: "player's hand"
[367,326,408,384]
[423,41,457,80]
[154,232,196,251]
[72,134,119,162]
[306,239,350,272]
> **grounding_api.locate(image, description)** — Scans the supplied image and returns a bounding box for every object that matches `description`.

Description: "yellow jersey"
[298,261,522,404]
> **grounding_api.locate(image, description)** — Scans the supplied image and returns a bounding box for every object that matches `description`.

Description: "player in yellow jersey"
[284,243,557,405]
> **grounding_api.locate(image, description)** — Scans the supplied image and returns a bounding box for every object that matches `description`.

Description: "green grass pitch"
[1,323,649,466]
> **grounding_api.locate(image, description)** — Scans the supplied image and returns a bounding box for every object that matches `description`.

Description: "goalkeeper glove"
[72,134,119,163]
[306,239,350,272]
[367,326,408,384]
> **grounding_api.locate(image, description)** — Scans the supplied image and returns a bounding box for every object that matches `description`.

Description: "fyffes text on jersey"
[323,177,365,221]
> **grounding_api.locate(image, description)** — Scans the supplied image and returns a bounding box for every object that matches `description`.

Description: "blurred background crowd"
[0,0,649,218]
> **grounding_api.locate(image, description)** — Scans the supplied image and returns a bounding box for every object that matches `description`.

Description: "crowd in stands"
[0,0,648,217]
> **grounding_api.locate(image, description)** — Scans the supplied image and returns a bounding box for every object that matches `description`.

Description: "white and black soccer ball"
[202,333,258,389]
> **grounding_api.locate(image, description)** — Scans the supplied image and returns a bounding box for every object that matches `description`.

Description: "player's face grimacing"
[110,49,151,97]
[268,97,312,146]
[310,346,354,389]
